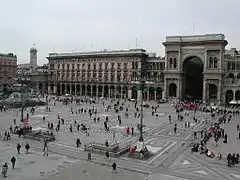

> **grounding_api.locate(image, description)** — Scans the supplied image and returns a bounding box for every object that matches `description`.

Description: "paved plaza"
[0,98,240,179]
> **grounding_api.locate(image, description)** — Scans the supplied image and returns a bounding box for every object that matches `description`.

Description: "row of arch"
[50,84,163,100]
[168,83,218,100]
[225,90,240,103]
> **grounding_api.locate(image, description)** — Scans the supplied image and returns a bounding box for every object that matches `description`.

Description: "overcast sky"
[0,0,239,65]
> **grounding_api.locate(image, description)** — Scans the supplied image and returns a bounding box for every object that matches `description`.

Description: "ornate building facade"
[224,48,240,103]
[0,53,17,91]
[47,49,164,101]
[46,34,240,105]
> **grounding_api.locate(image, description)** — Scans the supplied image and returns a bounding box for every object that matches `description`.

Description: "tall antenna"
[135,38,138,49]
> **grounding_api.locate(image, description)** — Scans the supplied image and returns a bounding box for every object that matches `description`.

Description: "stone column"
[65,84,68,94]
[217,81,221,105]
[204,50,208,71]
[137,90,142,102]
[154,90,157,100]
[202,80,206,103]
[147,91,149,101]
[48,86,51,94]
[53,85,57,94]
[85,85,87,96]
[102,88,104,97]
[163,78,167,100]
[109,87,111,98]
[233,90,236,100]
[219,50,223,71]
[36,83,39,92]
[176,80,181,101]
[128,90,132,99]
[70,84,72,95]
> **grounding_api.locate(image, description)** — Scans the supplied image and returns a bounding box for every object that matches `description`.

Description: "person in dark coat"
[11,156,16,169]
[112,162,117,173]
[17,143,21,154]
[25,143,30,154]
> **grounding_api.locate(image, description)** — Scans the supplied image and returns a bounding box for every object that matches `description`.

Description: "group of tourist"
[188,103,240,166]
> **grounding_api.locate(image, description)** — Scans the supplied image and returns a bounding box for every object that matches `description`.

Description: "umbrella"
[229,100,237,105]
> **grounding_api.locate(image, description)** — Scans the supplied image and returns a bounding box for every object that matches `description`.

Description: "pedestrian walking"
[17,143,21,154]
[193,131,197,139]
[25,143,30,154]
[112,162,117,173]
[76,138,81,147]
[10,156,16,169]
[106,151,110,160]
[43,147,49,156]
[43,139,48,151]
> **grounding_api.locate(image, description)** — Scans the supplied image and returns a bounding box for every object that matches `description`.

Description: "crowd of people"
[0,94,240,178]
[188,104,240,167]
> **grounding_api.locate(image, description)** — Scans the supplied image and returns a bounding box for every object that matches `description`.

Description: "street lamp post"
[139,59,147,142]
[139,79,145,142]
[19,74,26,122]
[20,80,24,122]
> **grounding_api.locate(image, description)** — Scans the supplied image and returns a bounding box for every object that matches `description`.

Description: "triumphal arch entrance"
[162,34,228,104]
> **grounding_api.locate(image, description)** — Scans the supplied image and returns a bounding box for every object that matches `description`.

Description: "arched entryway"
[169,83,177,97]
[66,84,70,94]
[183,57,203,100]
[156,87,162,100]
[57,84,61,95]
[132,86,137,99]
[62,84,65,95]
[71,84,75,95]
[98,85,103,97]
[87,85,91,96]
[76,84,80,96]
[104,86,108,97]
[116,86,121,98]
[92,85,97,97]
[235,90,240,101]
[149,87,155,100]
[82,85,85,96]
[39,83,43,92]
[208,84,217,100]
[225,90,233,104]
[50,84,54,94]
